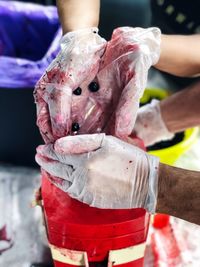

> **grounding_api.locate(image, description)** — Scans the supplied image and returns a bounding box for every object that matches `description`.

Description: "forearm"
[155,34,200,77]
[56,0,100,34]
[160,81,200,133]
[156,163,200,225]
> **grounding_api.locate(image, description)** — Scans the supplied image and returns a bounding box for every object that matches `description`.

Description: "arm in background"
[157,163,200,225]
[56,0,100,34]
[134,81,200,146]
[155,34,200,77]
[160,81,200,133]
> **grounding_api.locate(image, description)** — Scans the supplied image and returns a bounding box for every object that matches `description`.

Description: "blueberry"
[73,87,82,95]
[88,82,99,92]
[72,122,80,132]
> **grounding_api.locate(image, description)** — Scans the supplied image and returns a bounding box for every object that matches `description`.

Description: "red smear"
[129,133,146,151]
[0,225,13,254]
[44,68,68,84]
[151,223,182,267]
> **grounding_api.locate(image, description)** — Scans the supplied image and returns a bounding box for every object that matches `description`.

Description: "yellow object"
[142,88,199,165]
[140,88,169,106]
[149,127,199,165]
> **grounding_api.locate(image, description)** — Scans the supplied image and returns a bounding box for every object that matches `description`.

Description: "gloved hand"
[34,27,106,143]
[73,27,161,138]
[35,134,160,213]
[99,27,161,137]
[34,27,161,143]
[134,99,174,146]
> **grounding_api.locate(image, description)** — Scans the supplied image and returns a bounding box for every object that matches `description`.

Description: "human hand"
[36,134,159,213]
[34,27,106,143]
[68,27,161,138]
[98,27,161,137]
[34,27,161,143]
[134,100,174,146]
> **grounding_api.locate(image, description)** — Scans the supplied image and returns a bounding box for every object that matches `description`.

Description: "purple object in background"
[0,1,62,88]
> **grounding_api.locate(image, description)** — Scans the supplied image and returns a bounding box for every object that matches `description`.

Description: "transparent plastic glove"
[34,27,106,143]
[69,27,161,138]
[36,134,160,213]
[134,99,174,146]
[102,27,161,137]
[34,27,161,143]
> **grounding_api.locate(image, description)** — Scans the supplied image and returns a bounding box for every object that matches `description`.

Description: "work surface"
[0,137,200,267]
[0,166,53,267]
[144,135,200,266]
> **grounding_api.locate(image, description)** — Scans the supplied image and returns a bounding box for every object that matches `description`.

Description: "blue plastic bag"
[0,1,62,88]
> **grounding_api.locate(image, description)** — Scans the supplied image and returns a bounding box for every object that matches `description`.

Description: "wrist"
[154,34,168,69]
[62,27,99,36]
[145,153,160,213]
[160,97,181,133]
[62,18,99,35]
[134,100,174,146]
[61,27,101,45]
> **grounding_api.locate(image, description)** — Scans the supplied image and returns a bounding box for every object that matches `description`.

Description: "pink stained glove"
[34,27,106,143]
[69,27,161,138]
[35,134,160,213]
[34,27,161,143]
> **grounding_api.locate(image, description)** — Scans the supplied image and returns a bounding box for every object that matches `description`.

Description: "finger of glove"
[110,27,160,137]
[101,40,140,137]
[66,167,88,199]
[47,83,72,139]
[36,143,87,168]
[54,134,105,155]
[42,170,72,192]
[115,61,148,137]
[115,78,140,137]
[54,133,105,155]
[35,97,54,144]
[35,153,74,182]
[112,27,161,66]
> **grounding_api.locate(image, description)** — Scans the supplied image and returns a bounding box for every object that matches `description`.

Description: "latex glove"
[35,134,160,213]
[68,27,161,138]
[134,99,174,146]
[34,27,106,143]
[99,27,161,137]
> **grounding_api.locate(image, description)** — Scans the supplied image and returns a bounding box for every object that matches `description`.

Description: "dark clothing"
[151,0,200,34]
[151,0,200,88]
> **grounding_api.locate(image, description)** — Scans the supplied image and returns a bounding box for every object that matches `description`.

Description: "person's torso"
[151,0,200,34]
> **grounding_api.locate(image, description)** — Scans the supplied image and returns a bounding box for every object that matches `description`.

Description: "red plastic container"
[41,137,149,267]
[41,169,150,267]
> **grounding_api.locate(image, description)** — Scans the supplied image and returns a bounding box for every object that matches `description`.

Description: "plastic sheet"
[0,1,61,88]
